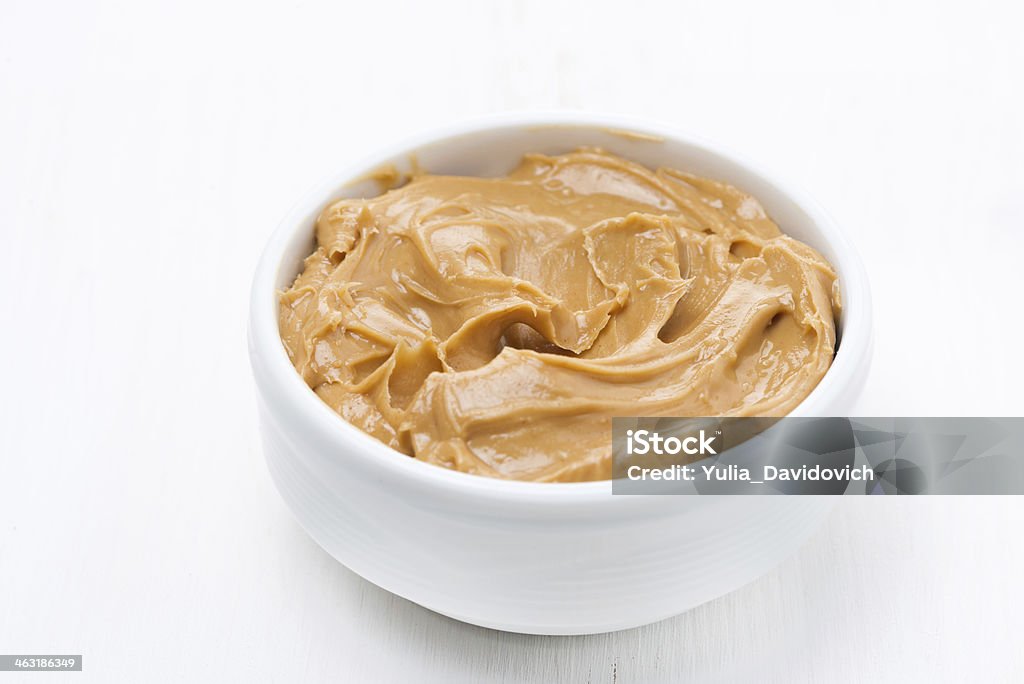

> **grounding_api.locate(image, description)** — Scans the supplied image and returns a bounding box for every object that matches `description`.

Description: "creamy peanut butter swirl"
[279,150,839,482]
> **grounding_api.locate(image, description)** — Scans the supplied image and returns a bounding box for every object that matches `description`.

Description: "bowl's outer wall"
[249,114,872,634]
[261,394,835,634]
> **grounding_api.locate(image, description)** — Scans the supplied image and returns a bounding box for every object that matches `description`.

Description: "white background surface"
[2,0,1024,681]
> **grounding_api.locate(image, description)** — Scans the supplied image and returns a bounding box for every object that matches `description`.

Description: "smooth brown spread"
[279,150,839,482]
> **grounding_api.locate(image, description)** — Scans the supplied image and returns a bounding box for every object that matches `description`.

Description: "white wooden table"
[2,0,1023,680]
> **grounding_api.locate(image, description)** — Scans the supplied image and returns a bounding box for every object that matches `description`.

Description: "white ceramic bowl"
[248,112,873,635]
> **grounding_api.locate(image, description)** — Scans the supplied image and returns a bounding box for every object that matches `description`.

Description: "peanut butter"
[279,150,839,482]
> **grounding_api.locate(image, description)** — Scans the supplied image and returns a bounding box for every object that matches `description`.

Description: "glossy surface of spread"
[279,150,839,481]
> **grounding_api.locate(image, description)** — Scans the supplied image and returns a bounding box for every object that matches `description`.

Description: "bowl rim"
[249,110,873,502]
